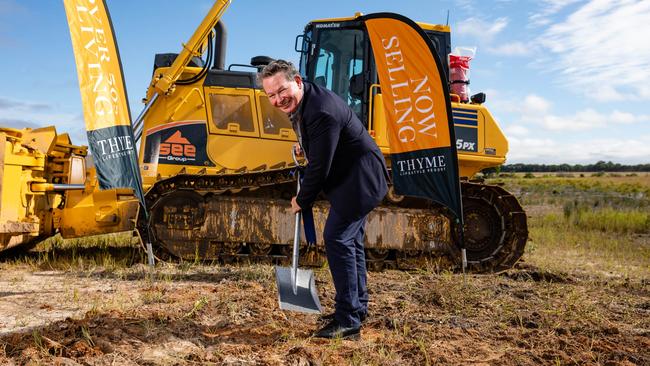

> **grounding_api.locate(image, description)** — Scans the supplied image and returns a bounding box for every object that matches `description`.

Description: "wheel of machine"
[396,249,425,270]
[452,182,528,273]
[367,248,389,261]
[462,197,505,261]
[249,242,272,255]
[222,242,241,255]
[366,248,390,271]
[146,190,207,259]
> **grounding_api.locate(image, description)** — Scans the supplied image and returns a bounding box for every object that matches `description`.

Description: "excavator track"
[138,170,528,273]
[454,182,529,272]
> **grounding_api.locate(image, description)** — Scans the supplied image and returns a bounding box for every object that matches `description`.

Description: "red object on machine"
[449,54,472,102]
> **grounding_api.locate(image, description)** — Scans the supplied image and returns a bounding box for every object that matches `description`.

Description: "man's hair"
[258,59,300,82]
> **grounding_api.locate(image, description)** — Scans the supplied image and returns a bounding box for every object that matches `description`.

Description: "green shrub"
[572,208,649,233]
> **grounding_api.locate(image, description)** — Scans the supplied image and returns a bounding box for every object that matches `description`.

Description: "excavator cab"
[298,17,450,126]
[298,23,368,124]
[297,15,508,178]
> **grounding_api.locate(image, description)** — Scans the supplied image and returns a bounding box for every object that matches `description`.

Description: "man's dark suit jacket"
[295,81,389,221]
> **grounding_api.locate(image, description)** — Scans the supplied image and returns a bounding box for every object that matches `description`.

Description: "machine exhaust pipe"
[213,20,227,70]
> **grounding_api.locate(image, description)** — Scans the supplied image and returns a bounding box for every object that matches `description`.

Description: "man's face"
[262,72,303,114]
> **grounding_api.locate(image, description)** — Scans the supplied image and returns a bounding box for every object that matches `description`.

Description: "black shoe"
[314,320,360,340]
[319,312,367,323]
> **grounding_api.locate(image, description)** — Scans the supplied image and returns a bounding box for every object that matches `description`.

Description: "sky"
[0,0,649,165]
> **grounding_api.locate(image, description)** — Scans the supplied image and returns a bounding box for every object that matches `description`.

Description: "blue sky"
[1,0,649,164]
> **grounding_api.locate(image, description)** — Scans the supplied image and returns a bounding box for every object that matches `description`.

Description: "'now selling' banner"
[63,0,145,205]
[364,13,462,220]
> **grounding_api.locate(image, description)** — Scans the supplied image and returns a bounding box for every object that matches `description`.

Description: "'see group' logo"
[160,131,196,159]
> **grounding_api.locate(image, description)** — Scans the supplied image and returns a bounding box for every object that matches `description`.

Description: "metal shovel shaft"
[291,211,301,295]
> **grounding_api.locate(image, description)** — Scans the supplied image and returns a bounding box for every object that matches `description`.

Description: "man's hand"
[293,143,303,157]
[291,196,302,214]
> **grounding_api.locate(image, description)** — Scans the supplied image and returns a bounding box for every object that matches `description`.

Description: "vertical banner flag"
[364,13,463,220]
[63,0,145,204]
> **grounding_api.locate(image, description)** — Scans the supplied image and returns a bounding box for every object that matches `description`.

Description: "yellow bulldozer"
[0,0,527,272]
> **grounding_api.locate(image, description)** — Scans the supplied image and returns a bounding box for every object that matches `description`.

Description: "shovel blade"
[275,266,322,314]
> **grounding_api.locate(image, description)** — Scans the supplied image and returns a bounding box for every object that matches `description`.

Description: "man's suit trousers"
[323,208,368,328]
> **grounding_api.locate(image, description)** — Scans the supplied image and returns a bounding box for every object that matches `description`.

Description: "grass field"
[488,172,649,278]
[0,173,647,365]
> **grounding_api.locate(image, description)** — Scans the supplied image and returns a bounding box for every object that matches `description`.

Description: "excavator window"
[208,93,255,132]
[309,28,365,121]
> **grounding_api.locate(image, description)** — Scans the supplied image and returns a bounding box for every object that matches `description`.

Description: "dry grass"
[1,260,646,365]
[0,173,647,364]
[527,214,649,279]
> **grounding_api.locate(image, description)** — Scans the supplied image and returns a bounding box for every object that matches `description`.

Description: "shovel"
[274,150,322,314]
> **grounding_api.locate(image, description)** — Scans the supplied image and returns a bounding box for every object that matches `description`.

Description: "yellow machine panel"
[0,127,139,251]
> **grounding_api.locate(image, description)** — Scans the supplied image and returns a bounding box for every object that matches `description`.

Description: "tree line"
[496,161,650,173]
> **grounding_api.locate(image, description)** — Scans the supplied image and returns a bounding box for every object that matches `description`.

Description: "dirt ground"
[0,257,647,365]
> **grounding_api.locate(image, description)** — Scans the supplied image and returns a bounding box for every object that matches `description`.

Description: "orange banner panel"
[63,0,131,131]
[366,18,451,154]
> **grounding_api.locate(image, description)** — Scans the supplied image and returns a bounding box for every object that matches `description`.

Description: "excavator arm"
[133,0,232,142]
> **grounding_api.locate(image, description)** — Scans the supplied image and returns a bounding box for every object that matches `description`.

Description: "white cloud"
[495,93,649,132]
[487,42,531,56]
[540,109,650,131]
[536,0,650,101]
[0,97,52,112]
[522,94,551,114]
[504,125,529,137]
[0,118,39,129]
[453,0,476,11]
[590,85,626,102]
[0,96,85,142]
[508,135,650,164]
[528,0,583,26]
[489,93,552,117]
[455,17,508,44]
[515,105,648,131]
[609,110,638,124]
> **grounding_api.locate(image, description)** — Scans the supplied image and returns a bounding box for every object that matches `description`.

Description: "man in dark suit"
[260,60,388,340]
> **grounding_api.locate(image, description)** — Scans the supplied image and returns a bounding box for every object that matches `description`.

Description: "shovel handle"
[291,157,302,295]
[291,211,301,295]
[293,158,302,272]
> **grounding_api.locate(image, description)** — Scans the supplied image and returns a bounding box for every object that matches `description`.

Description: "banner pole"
[146,242,155,267]
[459,219,466,283]
[144,212,156,267]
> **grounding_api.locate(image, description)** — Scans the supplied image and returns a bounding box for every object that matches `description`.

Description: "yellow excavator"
[0,0,527,272]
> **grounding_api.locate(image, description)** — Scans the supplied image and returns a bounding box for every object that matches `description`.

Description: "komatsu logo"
[396,155,447,176]
[160,130,196,162]
[456,139,476,151]
[315,23,341,28]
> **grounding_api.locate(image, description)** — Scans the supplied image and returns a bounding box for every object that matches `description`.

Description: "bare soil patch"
[0,260,647,365]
